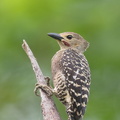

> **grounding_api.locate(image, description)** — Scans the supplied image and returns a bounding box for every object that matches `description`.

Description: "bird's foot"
[34,83,54,97]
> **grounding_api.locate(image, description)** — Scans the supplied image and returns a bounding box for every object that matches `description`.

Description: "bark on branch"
[22,40,61,120]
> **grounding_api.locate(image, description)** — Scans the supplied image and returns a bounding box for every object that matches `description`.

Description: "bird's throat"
[62,41,70,47]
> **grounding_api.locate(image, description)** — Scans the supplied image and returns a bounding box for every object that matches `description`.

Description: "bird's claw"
[34,83,53,97]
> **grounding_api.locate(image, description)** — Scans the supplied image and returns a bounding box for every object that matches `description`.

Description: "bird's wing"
[61,48,91,116]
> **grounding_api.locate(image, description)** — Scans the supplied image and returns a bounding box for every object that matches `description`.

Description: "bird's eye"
[66,35,73,40]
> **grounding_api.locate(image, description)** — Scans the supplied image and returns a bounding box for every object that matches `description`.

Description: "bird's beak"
[48,33,63,41]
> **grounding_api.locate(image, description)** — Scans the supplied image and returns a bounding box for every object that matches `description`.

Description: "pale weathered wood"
[22,40,61,120]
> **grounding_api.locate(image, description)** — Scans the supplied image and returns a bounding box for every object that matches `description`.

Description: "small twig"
[22,40,61,120]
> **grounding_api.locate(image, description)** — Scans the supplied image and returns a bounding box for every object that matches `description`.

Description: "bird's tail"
[67,107,82,120]
[67,102,83,120]
[68,115,82,120]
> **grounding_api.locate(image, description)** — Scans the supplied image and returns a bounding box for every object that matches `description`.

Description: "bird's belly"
[53,72,71,105]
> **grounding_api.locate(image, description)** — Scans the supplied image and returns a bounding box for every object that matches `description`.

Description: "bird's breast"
[51,50,64,82]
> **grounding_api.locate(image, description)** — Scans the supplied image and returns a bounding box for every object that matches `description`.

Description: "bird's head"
[48,32,89,53]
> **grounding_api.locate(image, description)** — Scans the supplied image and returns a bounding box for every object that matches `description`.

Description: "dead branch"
[22,40,61,120]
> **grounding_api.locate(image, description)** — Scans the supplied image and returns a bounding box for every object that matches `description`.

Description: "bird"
[35,32,91,120]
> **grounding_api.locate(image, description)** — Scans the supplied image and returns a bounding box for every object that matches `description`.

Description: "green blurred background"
[0,0,120,120]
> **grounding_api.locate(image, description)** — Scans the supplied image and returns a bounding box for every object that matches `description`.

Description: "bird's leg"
[34,76,58,97]
[44,76,51,86]
[34,83,54,96]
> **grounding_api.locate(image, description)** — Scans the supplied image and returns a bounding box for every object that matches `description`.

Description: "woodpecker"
[35,32,91,120]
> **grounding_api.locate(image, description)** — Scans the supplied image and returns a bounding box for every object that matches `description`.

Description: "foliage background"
[0,0,120,120]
